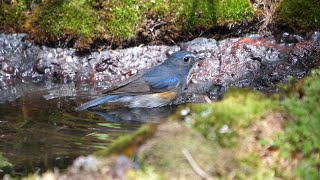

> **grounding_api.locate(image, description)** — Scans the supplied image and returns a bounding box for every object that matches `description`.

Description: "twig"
[182,148,213,180]
[204,95,212,103]
[149,21,166,32]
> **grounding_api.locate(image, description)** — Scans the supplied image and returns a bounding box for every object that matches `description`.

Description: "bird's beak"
[196,55,206,61]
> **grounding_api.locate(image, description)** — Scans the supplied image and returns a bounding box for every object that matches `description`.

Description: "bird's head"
[166,51,199,70]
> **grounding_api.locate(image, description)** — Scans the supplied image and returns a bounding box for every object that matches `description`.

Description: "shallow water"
[0,82,175,176]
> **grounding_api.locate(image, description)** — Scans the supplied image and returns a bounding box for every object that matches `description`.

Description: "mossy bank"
[1,0,318,49]
[275,0,320,29]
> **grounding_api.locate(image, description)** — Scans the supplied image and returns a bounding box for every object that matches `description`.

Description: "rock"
[0,32,319,103]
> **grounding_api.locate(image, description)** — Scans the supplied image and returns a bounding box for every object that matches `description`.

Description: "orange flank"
[158,91,178,101]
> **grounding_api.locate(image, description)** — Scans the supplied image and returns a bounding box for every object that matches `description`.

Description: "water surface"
[0,82,175,176]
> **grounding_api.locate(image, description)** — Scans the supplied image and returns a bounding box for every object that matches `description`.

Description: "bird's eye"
[183,57,190,62]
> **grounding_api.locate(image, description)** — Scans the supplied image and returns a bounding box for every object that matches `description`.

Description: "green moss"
[127,166,165,180]
[167,0,216,29]
[215,0,255,25]
[1,0,256,46]
[138,122,237,178]
[275,0,320,29]
[190,88,277,146]
[29,0,98,38]
[0,1,30,31]
[25,0,255,43]
[98,0,218,35]
[236,153,276,179]
[102,0,148,39]
[150,0,255,29]
[274,70,320,179]
[138,120,277,179]
[96,124,155,156]
[0,153,12,175]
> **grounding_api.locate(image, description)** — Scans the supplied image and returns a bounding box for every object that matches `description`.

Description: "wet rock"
[1,60,15,74]
[112,155,135,179]
[71,155,99,172]
[310,31,320,41]
[185,37,288,96]
[281,32,304,44]
[0,32,319,103]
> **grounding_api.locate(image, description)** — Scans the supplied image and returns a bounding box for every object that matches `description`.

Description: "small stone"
[219,125,230,134]
[1,61,15,74]
[180,107,190,116]
[72,155,99,172]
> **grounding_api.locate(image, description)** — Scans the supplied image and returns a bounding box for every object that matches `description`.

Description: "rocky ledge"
[0,32,319,103]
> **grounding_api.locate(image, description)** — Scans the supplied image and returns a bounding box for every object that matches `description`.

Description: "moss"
[215,0,255,25]
[2,0,256,47]
[274,70,320,179]
[0,1,30,31]
[236,153,276,179]
[96,0,147,39]
[127,167,165,180]
[138,122,238,178]
[275,0,320,29]
[190,88,278,146]
[150,0,255,30]
[97,0,218,38]
[138,119,278,179]
[0,153,12,175]
[95,124,155,156]
[167,0,216,30]
[25,0,98,45]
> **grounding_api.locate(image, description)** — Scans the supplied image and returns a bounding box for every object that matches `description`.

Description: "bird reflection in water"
[85,106,178,124]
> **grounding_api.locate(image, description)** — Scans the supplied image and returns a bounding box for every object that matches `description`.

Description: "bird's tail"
[76,95,120,111]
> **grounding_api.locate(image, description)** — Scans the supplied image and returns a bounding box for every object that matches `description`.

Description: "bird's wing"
[103,65,181,95]
[101,72,144,94]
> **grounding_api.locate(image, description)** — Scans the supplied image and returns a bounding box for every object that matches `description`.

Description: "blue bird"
[77,51,199,110]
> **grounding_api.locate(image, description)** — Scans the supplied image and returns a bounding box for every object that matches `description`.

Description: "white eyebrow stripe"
[184,54,194,58]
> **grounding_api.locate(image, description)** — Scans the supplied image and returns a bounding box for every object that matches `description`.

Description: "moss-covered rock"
[189,88,278,146]
[138,121,239,179]
[2,0,319,48]
[215,0,255,25]
[136,117,281,179]
[25,0,98,48]
[95,124,156,157]
[1,0,256,48]
[95,0,147,40]
[274,70,320,179]
[275,0,320,29]
[0,1,28,32]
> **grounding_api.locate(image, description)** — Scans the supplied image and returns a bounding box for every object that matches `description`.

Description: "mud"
[0,32,319,103]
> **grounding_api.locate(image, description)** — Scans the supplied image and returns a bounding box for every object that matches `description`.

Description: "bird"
[76,51,200,110]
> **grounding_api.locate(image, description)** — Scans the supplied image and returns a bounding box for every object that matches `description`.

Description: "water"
[0,81,176,176]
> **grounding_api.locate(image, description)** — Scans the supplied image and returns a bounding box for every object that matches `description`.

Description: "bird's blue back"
[141,62,182,92]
